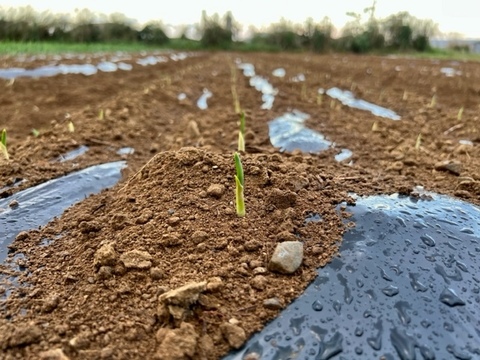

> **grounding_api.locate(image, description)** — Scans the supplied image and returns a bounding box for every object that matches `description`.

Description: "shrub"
[412,35,429,52]
[201,23,232,48]
[138,24,169,45]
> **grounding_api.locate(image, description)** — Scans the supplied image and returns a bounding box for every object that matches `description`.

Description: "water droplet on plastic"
[421,320,431,328]
[394,301,411,325]
[409,273,428,292]
[439,288,466,307]
[446,344,473,359]
[290,316,305,336]
[366,317,383,350]
[419,345,436,360]
[312,300,323,311]
[337,274,353,304]
[390,327,417,360]
[365,289,376,300]
[355,327,363,337]
[420,234,436,247]
[333,300,342,315]
[456,261,468,273]
[363,310,373,318]
[382,285,399,297]
[396,217,407,227]
[444,322,454,332]
[379,267,393,281]
[317,332,343,360]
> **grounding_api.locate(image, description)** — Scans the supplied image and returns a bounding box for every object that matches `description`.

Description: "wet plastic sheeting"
[326,87,401,120]
[0,161,126,263]
[272,68,286,77]
[269,110,332,153]
[136,55,168,66]
[249,76,277,110]
[0,64,99,79]
[117,147,135,155]
[237,63,255,77]
[197,89,213,110]
[54,145,89,162]
[97,61,118,72]
[441,67,462,77]
[334,148,353,162]
[0,52,189,79]
[269,111,353,162]
[224,193,480,360]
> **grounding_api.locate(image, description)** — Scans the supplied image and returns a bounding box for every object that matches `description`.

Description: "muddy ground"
[0,51,479,359]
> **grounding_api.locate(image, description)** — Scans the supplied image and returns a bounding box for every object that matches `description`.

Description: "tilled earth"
[0,50,479,359]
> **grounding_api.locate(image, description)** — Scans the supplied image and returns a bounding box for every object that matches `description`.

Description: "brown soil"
[0,51,479,360]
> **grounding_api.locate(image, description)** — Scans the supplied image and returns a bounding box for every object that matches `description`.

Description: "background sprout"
[415,133,422,150]
[317,88,325,105]
[32,129,40,137]
[68,121,75,132]
[429,94,436,108]
[238,112,245,152]
[301,83,307,100]
[457,106,464,121]
[230,65,241,114]
[0,128,8,160]
[234,152,245,217]
[232,85,241,114]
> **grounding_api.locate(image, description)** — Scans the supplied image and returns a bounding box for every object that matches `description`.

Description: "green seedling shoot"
[429,94,436,108]
[457,106,464,121]
[32,128,40,137]
[415,133,422,150]
[0,128,8,160]
[238,111,245,152]
[317,88,325,105]
[231,85,241,114]
[68,121,75,133]
[234,152,245,217]
[301,83,307,100]
[99,109,104,120]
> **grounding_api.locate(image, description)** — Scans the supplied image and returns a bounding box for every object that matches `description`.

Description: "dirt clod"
[94,243,118,267]
[220,322,247,349]
[263,297,283,310]
[155,322,199,360]
[5,322,42,348]
[268,241,304,274]
[119,249,153,270]
[435,160,463,176]
[39,348,70,360]
[207,183,225,198]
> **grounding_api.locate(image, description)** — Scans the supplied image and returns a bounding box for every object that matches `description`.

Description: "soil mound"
[1,147,348,359]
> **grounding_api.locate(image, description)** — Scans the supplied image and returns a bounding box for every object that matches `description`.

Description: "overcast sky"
[3,0,480,38]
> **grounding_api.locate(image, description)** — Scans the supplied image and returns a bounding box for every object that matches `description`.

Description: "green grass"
[0,39,203,55]
[0,39,285,55]
[1,40,478,62]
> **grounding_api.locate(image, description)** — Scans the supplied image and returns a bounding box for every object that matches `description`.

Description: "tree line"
[0,5,439,53]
